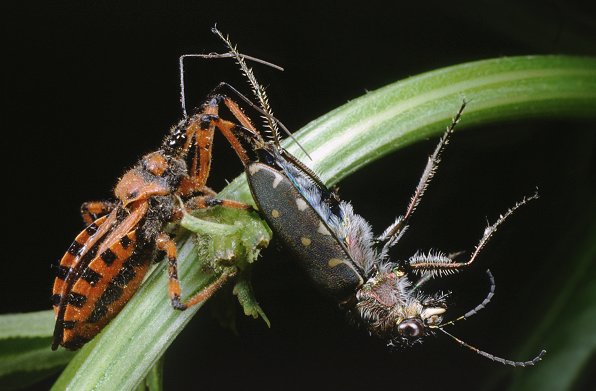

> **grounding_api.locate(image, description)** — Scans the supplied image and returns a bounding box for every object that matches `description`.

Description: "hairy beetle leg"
[378,101,467,248]
[156,232,236,310]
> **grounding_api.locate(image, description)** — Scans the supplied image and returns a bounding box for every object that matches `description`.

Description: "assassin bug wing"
[52,203,150,350]
[246,162,364,302]
[52,214,111,312]
[52,212,120,350]
[58,229,152,349]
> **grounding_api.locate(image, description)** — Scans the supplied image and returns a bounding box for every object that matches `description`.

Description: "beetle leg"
[80,200,116,225]
[378,101,466,248]
[156,232,236,310]
[410,191,538,273]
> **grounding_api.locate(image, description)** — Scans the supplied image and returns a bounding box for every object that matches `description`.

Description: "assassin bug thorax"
[174,28,546,366]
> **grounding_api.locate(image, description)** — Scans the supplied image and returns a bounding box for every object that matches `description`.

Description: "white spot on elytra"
[317,222,331,236]
[272,172,283,188]
[248,164,261,175]
[296,198,308,211]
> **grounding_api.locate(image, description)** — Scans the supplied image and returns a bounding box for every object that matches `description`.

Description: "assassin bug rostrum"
[174,28,547,366]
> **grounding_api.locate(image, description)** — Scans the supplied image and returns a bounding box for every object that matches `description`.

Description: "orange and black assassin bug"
[51,92,261,350]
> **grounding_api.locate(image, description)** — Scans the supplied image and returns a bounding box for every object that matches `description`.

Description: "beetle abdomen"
[247,163,364,302]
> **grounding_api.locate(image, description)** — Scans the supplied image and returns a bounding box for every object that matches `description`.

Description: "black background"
[2,1,596,390]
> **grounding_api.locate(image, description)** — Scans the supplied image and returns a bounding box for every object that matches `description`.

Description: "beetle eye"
[397,319,424,339]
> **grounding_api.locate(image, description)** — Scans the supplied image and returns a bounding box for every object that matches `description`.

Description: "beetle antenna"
[211,27,279,141]
[211,26,312,160]
[436,269,495,328]
[437,328,546,367]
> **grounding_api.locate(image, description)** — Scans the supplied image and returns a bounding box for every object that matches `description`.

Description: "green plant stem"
[50,55,596,390]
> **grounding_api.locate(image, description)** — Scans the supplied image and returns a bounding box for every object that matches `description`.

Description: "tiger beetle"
[179,27,546,367]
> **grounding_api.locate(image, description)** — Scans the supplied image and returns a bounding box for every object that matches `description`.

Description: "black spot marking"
[200,116,216,129]
[112,264,136,288]
[67,292,87,308]
[86,223,98,235]
[100,249,117,266]
[205,198,223,207]
[54,265,70,280]
[81,267,102,285]
[62,320,76,329]
[63,335,90,350]
[87,306,106,324]
[128,254,145,268]
[67,241,83,256]
[87,283,123,323]
[120,235,132,249]
[102,283,124,304]
[51,294,61,306]
[127,190,139,200]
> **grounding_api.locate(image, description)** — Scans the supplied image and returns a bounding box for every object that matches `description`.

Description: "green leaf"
[508,212,596,391]
[233,271,271,327]
[0,311,75,390]
[43,55,596,390]
[138,356,164,391]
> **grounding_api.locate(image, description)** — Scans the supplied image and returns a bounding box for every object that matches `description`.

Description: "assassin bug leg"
[80,200,117,225]
[185,195,253,210]
[157,232,236,310]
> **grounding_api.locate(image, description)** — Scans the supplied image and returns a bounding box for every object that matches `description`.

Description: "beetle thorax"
[355,271,418,336]
[354,269,447,345]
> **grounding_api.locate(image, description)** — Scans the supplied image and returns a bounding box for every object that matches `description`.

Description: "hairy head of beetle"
[354,268,448,347]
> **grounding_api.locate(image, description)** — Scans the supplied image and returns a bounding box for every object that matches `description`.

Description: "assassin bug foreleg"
[185,27,547,367]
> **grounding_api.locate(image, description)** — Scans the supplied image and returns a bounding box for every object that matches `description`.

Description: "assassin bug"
[50,78,259,351]
[178,28,546,366]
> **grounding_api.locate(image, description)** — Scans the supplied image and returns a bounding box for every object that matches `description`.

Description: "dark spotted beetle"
[193,28,546,366]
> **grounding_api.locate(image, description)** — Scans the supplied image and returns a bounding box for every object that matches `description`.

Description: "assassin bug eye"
[398,319,424,339]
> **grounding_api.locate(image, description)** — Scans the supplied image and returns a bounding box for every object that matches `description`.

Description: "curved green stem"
[51,55,596,390]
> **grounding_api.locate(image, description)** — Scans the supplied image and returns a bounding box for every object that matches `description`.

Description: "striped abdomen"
[52,206,153,350]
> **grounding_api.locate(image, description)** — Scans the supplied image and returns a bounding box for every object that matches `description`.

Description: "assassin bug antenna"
[179,52,283,118]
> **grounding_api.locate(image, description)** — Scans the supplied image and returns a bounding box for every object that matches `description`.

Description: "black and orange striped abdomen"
[52,214,153,350]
